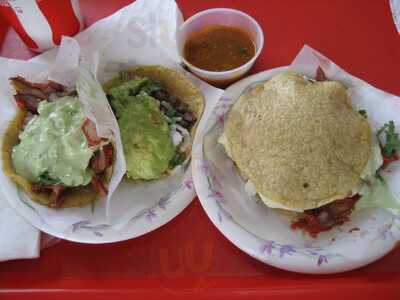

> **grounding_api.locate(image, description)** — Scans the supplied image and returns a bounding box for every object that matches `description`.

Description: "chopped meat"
[32,184,66,208]
[90,143,114,174]
[90,176,108,197]
[315,66,328,82]
[10,76,65,96]
[9,76,67,114]
[81,118,103,146]
[14,94,42,113]
[14,95,27,110]
[182,111,196,123]
[291,195,360,238]
[31,175,109,208]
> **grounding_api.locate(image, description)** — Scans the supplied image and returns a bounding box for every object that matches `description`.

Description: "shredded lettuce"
[356,177,400,213]
[353,134,400,213]
[355,122,400,213]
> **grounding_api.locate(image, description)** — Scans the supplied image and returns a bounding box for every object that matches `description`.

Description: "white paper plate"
[5,169,196,244]
[192,67,400,274]
[0,47,199,244]
[0,0,227,245]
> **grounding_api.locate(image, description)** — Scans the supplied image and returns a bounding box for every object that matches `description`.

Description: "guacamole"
[108,77,175,180]
[12,97,94,187]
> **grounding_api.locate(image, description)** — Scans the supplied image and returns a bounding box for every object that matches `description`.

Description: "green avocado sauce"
[12,97,94,187]
[107,76,175,180]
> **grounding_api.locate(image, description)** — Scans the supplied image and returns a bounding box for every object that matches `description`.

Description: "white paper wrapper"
[202,45,400,261]
[0,37,124,233]
[77,10,224,227]
[0,0,223,238]
[30,0,183,67]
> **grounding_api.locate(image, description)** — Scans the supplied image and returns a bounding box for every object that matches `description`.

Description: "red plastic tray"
[0,1,399,299]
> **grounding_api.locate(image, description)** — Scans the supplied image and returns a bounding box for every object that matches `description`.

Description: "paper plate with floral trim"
[192,64,400,274]
[0,0,226,244]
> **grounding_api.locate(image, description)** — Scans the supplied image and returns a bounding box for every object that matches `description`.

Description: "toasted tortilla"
[2,109,114,208]
[224,71,372,210]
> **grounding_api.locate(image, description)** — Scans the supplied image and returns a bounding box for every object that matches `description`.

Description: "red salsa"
[291,195,360,238]
[183,25,256,72]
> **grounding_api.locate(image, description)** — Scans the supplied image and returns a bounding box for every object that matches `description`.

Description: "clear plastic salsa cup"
[177,8,264,87]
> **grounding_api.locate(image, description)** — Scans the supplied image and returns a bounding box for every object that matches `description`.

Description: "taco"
[103,65,204,181]
[2,77,114,208]
[219,69,400,237]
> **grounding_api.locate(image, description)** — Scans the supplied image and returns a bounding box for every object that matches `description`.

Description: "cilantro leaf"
[377,121,400,157]
[38,171,60,185]
[238,46,248,56]
[170,152,186,168]
[142,81,164,94]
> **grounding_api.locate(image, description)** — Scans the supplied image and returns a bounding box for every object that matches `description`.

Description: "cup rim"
[178,8,265,77]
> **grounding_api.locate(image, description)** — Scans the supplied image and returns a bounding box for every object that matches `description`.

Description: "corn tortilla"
[224,71,372,210]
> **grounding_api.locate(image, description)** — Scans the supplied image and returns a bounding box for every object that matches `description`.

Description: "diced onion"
[172,124,191,152]
[170,128,183,146]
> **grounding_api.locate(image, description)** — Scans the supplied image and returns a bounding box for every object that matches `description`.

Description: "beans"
[150,87,196,129]
[183,112,195,122]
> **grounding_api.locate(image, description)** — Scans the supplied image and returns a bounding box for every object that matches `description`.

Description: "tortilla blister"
[224,71,372,210]
[1,108,114,208]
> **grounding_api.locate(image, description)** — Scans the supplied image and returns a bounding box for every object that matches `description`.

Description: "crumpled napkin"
[0,190,40,261]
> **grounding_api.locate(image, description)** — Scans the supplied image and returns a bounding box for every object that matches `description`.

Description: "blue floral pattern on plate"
[192,66,400,273]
